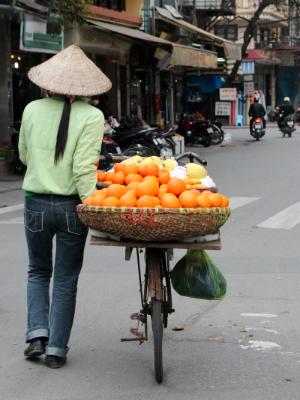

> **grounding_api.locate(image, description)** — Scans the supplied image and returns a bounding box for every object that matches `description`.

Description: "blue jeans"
[24,195,88,357]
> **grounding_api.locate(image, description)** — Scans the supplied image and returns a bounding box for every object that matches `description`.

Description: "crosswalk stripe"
[0,203,23,215]
[230,197,260,210]
[257,201,300,229]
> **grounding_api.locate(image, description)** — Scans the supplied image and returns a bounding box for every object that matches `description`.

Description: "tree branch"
[226,0,280,85]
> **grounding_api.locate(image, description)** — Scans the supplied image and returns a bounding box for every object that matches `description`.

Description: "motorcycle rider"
[277,96,294,129]
[248,97,266,133]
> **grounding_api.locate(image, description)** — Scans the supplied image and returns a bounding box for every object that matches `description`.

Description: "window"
[95,0,125,11]
[214,25,238,41]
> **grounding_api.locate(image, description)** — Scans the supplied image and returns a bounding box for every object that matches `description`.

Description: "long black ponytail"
[54,96,72,164]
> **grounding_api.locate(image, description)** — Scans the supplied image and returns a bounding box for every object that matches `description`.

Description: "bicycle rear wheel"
[151,297,163,383]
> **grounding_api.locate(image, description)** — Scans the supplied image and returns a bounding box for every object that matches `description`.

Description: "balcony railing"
[182,0,236,14]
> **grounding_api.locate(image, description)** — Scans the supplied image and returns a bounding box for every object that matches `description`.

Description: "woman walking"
[19,45,111,368]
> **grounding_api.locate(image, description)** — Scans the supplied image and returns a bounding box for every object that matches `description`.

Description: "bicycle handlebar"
[175,152,207,166]
[99,152,207,166]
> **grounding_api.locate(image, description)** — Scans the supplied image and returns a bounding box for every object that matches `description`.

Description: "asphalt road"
[1,125,300,400]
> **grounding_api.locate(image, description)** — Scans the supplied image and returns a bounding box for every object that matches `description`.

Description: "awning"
[86,19,173,49]
[86,19,218,69]
[155,6,241,61]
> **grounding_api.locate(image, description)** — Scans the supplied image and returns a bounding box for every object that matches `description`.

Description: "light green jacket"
[19,97,104,200]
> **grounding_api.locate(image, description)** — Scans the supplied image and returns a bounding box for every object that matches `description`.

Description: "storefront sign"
[215,101,231,116]
[20,14,63,54]
[244,81,255,95]
[170,46,217,69]
[219,88,236,101]
[243,74,253,82]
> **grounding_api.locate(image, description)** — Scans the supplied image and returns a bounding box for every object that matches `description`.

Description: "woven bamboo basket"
[78,206,231,242]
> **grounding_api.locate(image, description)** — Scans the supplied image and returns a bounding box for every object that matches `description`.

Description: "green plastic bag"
[170,250,226,300]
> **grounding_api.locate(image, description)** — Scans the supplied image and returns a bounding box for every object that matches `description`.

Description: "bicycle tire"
[151,297,163,383]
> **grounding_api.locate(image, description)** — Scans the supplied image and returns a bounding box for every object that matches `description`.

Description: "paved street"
[1,124,300,400]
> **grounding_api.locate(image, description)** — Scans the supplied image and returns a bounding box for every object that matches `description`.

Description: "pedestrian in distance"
[19,45,111,368]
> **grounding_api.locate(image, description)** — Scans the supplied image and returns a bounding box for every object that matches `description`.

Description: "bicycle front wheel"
[151,297,163,383]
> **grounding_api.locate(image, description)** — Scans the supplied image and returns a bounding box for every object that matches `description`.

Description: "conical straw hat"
[28,44,112,96]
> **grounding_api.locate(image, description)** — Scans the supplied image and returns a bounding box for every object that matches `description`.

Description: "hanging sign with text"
[244,81,255,96]
[219,88,237,101]
[215,102,231,116]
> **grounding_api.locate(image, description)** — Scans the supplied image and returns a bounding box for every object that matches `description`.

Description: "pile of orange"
[84,163,230,209]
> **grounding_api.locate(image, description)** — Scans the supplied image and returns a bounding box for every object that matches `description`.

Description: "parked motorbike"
[250,117,265,141]
[177,114,212,147]
[209,120,225,145]
[278,114,296,137]
[102,117,176,157]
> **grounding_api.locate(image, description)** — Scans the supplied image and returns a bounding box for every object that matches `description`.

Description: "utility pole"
[192,0,197,25]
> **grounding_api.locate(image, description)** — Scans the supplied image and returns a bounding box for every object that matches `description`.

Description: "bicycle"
[89,152,221,383]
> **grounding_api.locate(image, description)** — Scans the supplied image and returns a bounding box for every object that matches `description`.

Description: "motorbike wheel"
[123,144,157,157]
[202,135,211,147]
[211,125,224,145]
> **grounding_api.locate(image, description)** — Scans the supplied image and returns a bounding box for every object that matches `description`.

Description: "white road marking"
[240,340,281,351]
[230,197,260,210]
[257,201,300,229]
[244,327,278,334]
[240,313,278,318]
[0,203,23,215]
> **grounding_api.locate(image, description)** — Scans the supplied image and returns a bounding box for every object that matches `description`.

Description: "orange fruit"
[221,195,230,207]
[106,184,126,199]
[114,163,123,173]
[83,196,93,205]
[105,171,115,182]
[126,181,140,190]
[125,173,143,185]
[143,175,160,184]
[158,185,168,200]
[179,191,198,208]
[103,180,113,185]
[97,170,106,182]
[188,189,202,197]
[100,188,108,197]
[122,164,138,176]
[90,190,100,197]
[201,190,212,197]
[161,193,181,208]
[137,164,145,176]
[136,179,159,197]
[197,195,212,208]
[137,195,157,208]
[140,163,159,177]
[207,193,223,207]
[113,171,125,185]
[91,193,106,206]
[125,189,137,196]
[102,196,120,207]
[159,168,170,184]
[152,196,161,206]
[167,178,186,196]
[119,191,137,207]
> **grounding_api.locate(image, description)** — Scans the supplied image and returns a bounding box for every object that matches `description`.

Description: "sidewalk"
[0,174,23,194]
